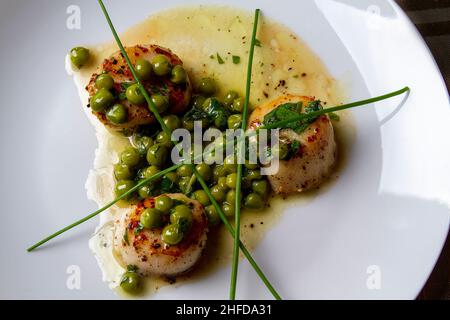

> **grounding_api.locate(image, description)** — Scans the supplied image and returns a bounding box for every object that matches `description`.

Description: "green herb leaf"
[262,100,324,134]
[262,102,303,130]
[204,98,230,130]
[134,223,144,235]
[160,176,180,193]
[254,39,261,47]
[184,107,209,121]
[290,140,301,156]
[329,112,340,121]
[123,230,129,245]
[232,55,241,64]
[127,265,138,273]
[217,53,225,64]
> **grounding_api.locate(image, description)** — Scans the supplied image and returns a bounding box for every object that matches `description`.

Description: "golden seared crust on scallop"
[114,194,208,277]
[86,44,191,132]
[249,94,337,194]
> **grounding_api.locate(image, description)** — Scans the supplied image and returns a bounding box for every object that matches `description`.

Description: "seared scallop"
[86,44,192,132]
[248,94,337,194]
[114,194,208,276]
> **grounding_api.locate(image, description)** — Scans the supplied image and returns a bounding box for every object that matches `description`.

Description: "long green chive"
[230,9,260,300]
[262,86,410,130]
[97,0,281,300]
[26,163,181,252]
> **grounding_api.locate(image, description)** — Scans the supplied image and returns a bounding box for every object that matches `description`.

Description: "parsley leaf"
[160,176,180,193]
[262,101,324,134]
[217,53,225,64]
[134,223,144,235]
[127,265,138,273]
[329,112,340,121]
[232,55,241,64]
[184,107,209,121]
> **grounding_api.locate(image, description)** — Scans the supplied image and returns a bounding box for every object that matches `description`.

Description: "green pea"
[195,163,212,181]
[201,97,213,112]
[217,177,229,191]
[70,47,90,68]
[120,271,141,294]
[135,58,152,81]
[151,54,172,76]
[155,195,173,214]
[90,88,115,112]
[192,190,211,206]
[163,115,181,131]
[225,173,238,189]
[231,97,245,113]
[213,165,227,181]
[246,169,262,181]
[95,73,114,90]
[178,177,191,193]
[164,172,178,183]
[138,184,153,199]
[170,204,192,231]
[211,185,226,203]
[115,180,136,199]
[222,203,235,217]
[162,224,184,245]
[156,131,172,146]
[182,117,194,131]
[106,103,128,124]
[244,193,264,209]
[252,180,269,196]
[140,208,164,229]
[142,166,161,180]
[114,163,133,180]
[177,164,193,177]
[192,95,206,109]
[120,148,141,167]
[226,189,242,205]
[205,205,220,226]
[126,84,145,105]
[146,144,169,167]
[223,90,239,108]
[245,160,259,170]
[198,77,216,96]
[133,135,154,155]
[227,114,242,130]
[150,94,169,113]
[224,155,237,174]
[171,65,187,84]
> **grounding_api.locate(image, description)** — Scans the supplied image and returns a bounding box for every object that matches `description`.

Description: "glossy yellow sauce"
[67,5,354,297]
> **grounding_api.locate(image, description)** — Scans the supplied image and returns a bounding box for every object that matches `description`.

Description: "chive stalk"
[230,8,260,300]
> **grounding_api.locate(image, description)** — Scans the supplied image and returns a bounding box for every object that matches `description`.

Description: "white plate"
[1,0,449,300]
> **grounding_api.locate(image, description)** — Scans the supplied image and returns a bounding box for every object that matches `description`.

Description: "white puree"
[66,5,352,294]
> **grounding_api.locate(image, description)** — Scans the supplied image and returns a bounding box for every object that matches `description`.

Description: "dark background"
[396,0,450,300]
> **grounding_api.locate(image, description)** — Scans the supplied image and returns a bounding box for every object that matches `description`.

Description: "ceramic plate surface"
[0,0,449,299]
